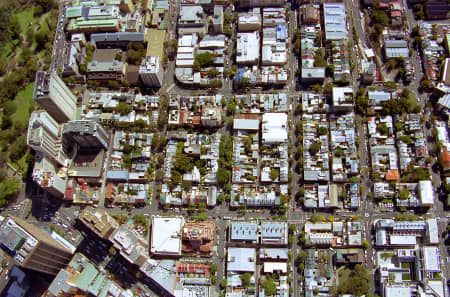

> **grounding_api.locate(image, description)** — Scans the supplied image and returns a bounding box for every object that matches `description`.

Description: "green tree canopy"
[262,277,277,296]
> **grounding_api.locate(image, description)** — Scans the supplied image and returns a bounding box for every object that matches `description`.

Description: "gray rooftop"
[227,247,256,273]
[90,32,145,45]
[231,221,258,241]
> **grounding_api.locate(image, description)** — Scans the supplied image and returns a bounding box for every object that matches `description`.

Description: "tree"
[0,178,20,206]
[217,167,230,185]
[270,169,279,181]
[318,126,328,136]
[210,275,217,284]
[362,240,370,249]
[195,52,214,68]
[220,279,227,289]
[198,212,207,221]
[210,79,222,89]
[309,142,321,156]
[210,263,218,274]
[108,80,121,90]
[298,250,307,263]
[399,188,410,200]
[9,136,27,162]
[240,273,252,287]
[115,102,132,115]
[372,9,389,26]
[413,4,424,19]
[262,277,277,296]
[310,214,320,223]
[337,264,371,296]
[289,224,297,234]
[324,82,334,95]
[385,80,397,90]
[2,101,17,116]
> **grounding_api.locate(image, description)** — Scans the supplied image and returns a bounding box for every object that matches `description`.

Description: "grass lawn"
[11,82,35,127]
[14,7,36,33]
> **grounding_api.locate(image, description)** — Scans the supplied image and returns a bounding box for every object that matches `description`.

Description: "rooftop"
[151,217,184,256]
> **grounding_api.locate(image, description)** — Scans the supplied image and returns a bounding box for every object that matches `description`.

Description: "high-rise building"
[0,217,73,275]
[27,111,66,166]
[62,120,110,150]
[33,71,77,124]
[32,153,67,198]
[45,253,131,297]
[139,56,164,88]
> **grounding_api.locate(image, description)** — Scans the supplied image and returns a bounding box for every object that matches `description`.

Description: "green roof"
[75,262,99,291]
[66,6,82,18]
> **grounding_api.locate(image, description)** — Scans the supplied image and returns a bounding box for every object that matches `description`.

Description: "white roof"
[419,180,434,205]
[263,262,287,274]
[323,3,347,40]
[423,246,441,272]
[390,235,416,245]
[236,32,260,64]
[262,113,288,143]
[227,248,256,273]
[385,286,412,297]
[427,218,440,244]
[151,217,183,256]
[233,119,259,130]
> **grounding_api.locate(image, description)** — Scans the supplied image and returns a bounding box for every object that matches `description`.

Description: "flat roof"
[262,113,288,143]
[423,246,440,272]
[151,217,183,256]
[231,221,258,241]
[419,180,434,205]
[385,286,412,297]
[263,262,287,274]
[390,235,416,245]
[233,119,259,130]
[427,218,439,244]
[323,3,347,40]
[227,247,256,273]
[146,29,166,59]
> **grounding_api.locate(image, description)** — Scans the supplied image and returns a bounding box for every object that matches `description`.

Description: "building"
[384,40,409,59]
[32,154,67,198]
[239,0,284,8]
[78,207,119,239]
[0,217,73,275]
[236,32,260,64]
[332,87,354,111]
[62,120,110,150]
[178,5,206,35]
[261,222,288,246]
[27,111,66,166]
[230,221,259,244]
[66,5,121,33]
[300,4,320,24]
[90,32,145,48]
[418,180,434,207]
[139,56,164,88]
[110,225,149,266]
[213,5,223,33]
[227,247,256,273]
[45,253,132,297]
[33,71,77,124]
[151,217,184,257]
[87,60,126,81]
[238,9,261,32]
[181,221,215,256]
[261,113,288,144]
[201,105,222,128]
[323,3,347,41]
